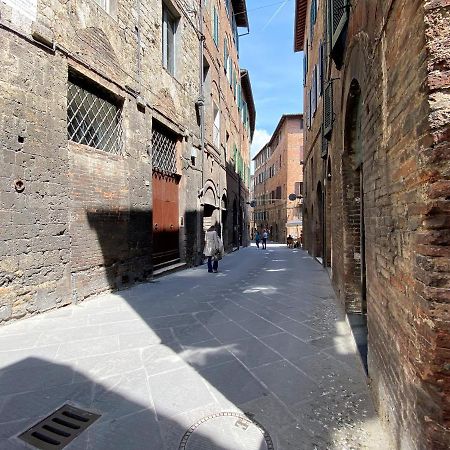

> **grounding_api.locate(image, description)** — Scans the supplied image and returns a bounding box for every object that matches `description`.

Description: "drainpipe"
[198,0,206,264]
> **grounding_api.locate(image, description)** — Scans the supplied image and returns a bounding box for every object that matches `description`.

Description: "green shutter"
[330,0,349,51]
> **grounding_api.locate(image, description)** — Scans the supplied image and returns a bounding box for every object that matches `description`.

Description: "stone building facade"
[295,0,450,448]
[0,0,254,323]
[252,114,304,243]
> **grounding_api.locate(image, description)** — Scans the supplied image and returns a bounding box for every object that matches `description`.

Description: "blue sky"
[240,0,304,160]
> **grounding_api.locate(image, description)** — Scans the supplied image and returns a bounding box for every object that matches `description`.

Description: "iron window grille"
[152,125,177,174]
[67,79,123,155]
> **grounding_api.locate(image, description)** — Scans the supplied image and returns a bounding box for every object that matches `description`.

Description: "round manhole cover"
[179,412,274,450]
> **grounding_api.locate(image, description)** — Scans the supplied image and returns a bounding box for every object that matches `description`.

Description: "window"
[312,65,317,116]
[323,81,333,137]
[213,5,219,46]
[94,0,110,12]
[276,186,282,200]
[295,181,303,196]
[318,42,324,97]
[225,0,230,16]
[162,4,177,76]
[213,103,220,148]
[67,76,123,155]
[224,39,228,74]
[152,122,178,174]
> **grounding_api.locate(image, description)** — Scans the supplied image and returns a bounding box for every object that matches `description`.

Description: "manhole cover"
[179,412,274,450]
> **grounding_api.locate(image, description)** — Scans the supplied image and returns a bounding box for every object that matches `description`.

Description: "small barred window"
[152,124,177,174]
[67,77,123,155]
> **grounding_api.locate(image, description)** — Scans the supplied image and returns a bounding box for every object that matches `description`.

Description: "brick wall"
[300,0,450,447]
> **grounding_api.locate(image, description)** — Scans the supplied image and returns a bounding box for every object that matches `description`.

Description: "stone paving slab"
[0,245,392,449]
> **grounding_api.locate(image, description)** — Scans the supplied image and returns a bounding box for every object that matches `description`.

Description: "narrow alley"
[0,246,391,450]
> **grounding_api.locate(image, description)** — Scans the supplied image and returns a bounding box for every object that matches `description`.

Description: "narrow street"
[0,246,391,450]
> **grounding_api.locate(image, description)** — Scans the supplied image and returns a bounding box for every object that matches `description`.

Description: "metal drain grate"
[18,404,100,449]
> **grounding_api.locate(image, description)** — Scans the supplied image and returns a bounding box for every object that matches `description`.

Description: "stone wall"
[0,0,254,323]
[0,0,202,323]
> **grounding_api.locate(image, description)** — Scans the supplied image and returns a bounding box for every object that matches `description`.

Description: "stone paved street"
[0,245,392,449]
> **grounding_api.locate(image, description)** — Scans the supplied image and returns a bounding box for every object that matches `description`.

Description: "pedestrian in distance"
[204,225,224,273]
[255,230,261,249]
[262,229,268,249]
[287,234,294,248]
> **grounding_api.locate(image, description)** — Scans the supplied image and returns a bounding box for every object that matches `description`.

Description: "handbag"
[213,249,222,261]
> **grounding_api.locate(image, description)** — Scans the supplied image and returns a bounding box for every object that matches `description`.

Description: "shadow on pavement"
[0,226,390,448]
[0,357,234,450]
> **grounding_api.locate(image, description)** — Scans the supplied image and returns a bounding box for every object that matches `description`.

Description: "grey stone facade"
[0,0,254,324]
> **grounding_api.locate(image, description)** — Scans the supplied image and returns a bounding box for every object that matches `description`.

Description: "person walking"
[262,229,268,249]
[204,226,224,273]
[255,230,261,249]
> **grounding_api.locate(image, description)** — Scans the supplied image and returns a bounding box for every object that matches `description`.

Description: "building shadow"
[39,211,386,448]
[0,357,236,450]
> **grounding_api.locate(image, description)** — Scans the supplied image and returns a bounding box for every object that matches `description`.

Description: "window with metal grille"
[67,77,123,155]
[152,124,178,174]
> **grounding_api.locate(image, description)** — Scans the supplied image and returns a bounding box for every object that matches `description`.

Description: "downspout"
[198,0,206,264]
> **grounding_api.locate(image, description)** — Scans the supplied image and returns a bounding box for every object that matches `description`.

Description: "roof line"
[252,114,303,160]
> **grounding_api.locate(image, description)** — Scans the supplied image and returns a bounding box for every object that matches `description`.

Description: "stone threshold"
[152,262,187,278]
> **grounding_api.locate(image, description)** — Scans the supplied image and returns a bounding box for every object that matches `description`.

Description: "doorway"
[343,79,368,370]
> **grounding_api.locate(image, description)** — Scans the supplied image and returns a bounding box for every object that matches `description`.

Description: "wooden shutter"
[321,132,328,159]
[318,42,323,96]
[330,0,348,50]
[323,81,333,138]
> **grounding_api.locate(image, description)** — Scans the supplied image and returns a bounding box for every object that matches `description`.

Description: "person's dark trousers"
[256,241,260,248]
[262,238,267,249]
[207,256,218,272]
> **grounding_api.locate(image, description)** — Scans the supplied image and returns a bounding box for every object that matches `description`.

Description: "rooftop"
[252,114,303,161]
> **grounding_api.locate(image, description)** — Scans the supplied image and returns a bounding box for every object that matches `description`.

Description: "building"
[295,1,449,448]
[0,0,254,323]
[252,114,304,243]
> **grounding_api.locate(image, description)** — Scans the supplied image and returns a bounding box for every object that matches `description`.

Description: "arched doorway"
[221,194,228,245]
[232,198,238,248]
[325,157,332,267]
[203,187,217,232]
[343,79,366,314]
[316,182,324,259]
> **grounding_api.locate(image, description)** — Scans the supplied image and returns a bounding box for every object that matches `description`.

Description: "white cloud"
[251,129,271,158]
[250,129,271,176]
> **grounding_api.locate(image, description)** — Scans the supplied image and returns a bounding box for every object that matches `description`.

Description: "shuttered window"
[318,42,324,97]
[330,0,349,50]
[312,66,317,117]
[323,81,333,138]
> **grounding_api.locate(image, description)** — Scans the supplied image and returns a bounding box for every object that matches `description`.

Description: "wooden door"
[152,172,180,268]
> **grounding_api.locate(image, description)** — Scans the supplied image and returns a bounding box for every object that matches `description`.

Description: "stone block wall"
[0,0,202,323]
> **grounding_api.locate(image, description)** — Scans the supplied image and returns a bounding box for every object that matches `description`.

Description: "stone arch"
[342,78,366,314]
[221,192,228,243]
[202,180,218,231]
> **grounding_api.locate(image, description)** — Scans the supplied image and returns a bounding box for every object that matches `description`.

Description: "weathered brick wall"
[302,0,449,447]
